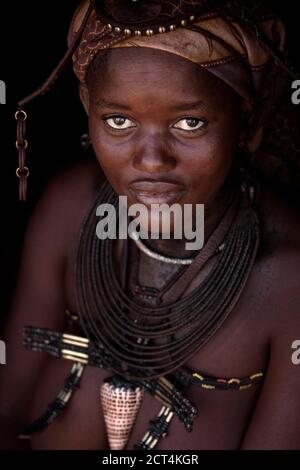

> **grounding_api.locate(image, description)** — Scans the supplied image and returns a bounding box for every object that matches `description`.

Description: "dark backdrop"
[0,1,300,330]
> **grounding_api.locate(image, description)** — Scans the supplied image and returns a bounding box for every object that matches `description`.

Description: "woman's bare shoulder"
[259,183,300,250]
[31,158,104,247]
[43,158,104,216]
[254,183,300,331]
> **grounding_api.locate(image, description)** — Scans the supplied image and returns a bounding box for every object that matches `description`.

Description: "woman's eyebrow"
[172,100,206,111]
[96,99,131,110]
[95,99,206,111]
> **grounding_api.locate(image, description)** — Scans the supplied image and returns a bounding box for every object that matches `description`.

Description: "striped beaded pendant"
[100,377,144,450]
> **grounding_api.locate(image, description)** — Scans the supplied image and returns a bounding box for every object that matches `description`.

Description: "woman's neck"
[142,172,238,259]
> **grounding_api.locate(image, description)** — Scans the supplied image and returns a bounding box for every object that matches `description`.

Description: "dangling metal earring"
[15,109,29,201]
[14,0,95,201]
[238,138,246,150]
[80,133,91,154]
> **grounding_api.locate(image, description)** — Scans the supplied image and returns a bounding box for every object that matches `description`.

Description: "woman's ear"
[238,100,252,150]
[239,99,265,153]
[79,85,90,114]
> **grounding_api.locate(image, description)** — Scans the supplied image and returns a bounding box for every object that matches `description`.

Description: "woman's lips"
[128,181,186,205]
[129,191,186,205]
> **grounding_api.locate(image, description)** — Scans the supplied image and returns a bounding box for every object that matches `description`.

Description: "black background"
[0,0,300,329]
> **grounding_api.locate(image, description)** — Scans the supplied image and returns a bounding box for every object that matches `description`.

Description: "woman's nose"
[132,133,177,174]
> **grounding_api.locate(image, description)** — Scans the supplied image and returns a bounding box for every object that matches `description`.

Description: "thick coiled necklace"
[76,178,260,380]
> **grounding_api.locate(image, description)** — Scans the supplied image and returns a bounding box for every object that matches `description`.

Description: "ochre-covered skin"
[1,47,300,449]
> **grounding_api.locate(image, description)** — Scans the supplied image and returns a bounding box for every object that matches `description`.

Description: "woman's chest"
[60,242,269,450]
[64,236,269,375]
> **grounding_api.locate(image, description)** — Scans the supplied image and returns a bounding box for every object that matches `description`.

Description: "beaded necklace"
[22,326,264,450]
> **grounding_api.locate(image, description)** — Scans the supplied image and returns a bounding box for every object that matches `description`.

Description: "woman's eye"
[104,116,136,130]
[173,118,206,132]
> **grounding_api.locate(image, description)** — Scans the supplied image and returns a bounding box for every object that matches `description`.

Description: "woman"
[1,0,300,450]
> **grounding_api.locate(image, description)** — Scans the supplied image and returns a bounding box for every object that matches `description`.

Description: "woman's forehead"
[91,47,199,74]
[88,47,231,96]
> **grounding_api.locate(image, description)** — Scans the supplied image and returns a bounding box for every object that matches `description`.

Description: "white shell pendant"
[100,380,144,450]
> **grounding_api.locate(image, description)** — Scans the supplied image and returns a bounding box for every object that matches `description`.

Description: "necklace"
[129,227,195,265]
[76,178,260,381]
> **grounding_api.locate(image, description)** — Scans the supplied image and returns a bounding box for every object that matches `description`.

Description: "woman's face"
[87,48,241,232]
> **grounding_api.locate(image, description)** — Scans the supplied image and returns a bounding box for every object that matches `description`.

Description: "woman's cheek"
[206,131,236,172]
[184,136,235,200]
[185,137,225,176]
